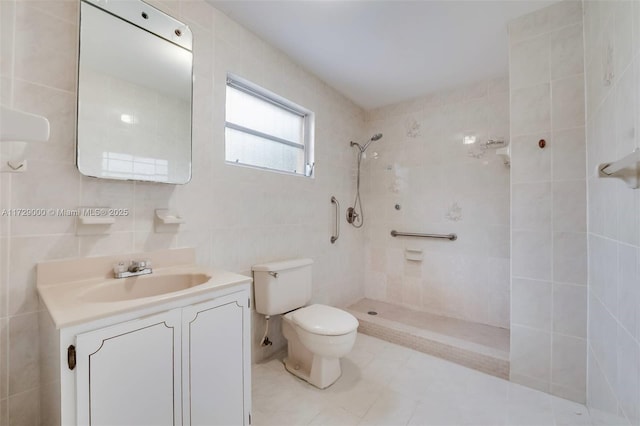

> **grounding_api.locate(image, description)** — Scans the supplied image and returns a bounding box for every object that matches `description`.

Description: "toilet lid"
[291,304,359,336]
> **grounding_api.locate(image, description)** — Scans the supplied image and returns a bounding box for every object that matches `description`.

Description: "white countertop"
[36,249,252,328]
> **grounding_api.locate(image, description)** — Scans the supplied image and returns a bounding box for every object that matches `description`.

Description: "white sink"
[80,273,212,303]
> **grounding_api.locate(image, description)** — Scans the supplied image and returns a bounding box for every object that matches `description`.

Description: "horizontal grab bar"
[390,230,457,241]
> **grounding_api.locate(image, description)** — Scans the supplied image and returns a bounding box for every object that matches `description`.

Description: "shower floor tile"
[347,298,510,378]
[252,333,594,426]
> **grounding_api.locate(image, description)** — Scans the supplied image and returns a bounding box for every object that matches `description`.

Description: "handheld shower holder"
[346,207,359,224]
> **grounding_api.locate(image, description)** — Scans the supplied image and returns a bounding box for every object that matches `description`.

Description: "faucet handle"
[113,261,127,276]
[130,259,152,270]
[129,259,151,272]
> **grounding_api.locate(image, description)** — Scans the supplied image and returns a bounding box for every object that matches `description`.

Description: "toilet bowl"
[282,304,358,389]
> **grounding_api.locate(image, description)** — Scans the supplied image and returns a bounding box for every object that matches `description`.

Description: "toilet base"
[283,355,342,389]
[282,317,344,389]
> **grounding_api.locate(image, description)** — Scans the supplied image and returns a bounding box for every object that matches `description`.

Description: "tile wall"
[363,78,511,329]
[507,0,587,403]
[0,1,366,424]
[584,1,640,424]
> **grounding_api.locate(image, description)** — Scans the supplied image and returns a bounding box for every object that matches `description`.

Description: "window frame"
[224,74,315,178]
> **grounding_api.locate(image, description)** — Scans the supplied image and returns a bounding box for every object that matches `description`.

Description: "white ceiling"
[209,1,555,110]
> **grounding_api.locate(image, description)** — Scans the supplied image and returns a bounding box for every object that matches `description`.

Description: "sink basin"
[81,273,212,302]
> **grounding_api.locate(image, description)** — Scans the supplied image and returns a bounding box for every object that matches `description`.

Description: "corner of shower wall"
[507,0,587,403]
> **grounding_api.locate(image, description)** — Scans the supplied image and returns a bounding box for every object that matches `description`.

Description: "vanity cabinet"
[58,287,251,426]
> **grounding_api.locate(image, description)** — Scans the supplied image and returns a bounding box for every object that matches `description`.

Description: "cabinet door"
[182,291,250,426]
[75,309,182,426]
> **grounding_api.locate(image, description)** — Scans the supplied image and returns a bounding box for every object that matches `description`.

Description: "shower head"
[352,133,383,153]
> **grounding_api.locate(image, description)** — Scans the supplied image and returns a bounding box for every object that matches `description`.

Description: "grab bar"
[331,196,340,243]
[390,230,457,241]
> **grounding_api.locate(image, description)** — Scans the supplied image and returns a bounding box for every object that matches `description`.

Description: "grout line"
[586,340,632,424]
[589,284,640,347]
[10,77,76,96]
[588,232,640,250]
[549,33,557,389]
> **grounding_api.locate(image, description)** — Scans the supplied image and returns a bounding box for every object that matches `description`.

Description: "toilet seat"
[289,304,358,336]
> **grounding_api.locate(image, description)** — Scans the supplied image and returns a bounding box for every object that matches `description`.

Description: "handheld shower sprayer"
[347,133,383,228]
[350,133,383,153]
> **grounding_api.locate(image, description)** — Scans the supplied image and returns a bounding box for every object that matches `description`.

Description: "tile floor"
[252,333,595,426]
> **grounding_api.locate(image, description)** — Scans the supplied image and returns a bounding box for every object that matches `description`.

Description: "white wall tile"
[510,35,550,90]
[552,127,586,181]
[8,388,38,426]
[551,334,586,400]
[589,235,619,319]
[617,245,639,340]
[12,2,77,92]
[0,0,15,79]
[512,183,552,231]
[552,180,586,232]
[510,325,552,383]
[8,235,78,316]
[551,75,585,131]
[550,24,584,80]
[9,161,80,236]
[589,295,620,412]
[512,230,552,281]
[511,278,552,330]
[553,283,587,338]
[508,0,582,45]
[614,66,636,158]
[553,232,587,285]
[0,318,7,401]
[8,313,39,396]
[616,324,640,424]
[511,84,551,136]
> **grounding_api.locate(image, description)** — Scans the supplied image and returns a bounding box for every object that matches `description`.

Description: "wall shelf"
[155,209,185,233]
[78,216,116,226]
[76,209,116,235]
[598,148,640,189]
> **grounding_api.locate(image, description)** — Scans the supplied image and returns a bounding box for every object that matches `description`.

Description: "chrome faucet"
[113,259,153,279]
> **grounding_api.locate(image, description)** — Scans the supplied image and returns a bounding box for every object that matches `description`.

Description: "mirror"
[77,0,193,184]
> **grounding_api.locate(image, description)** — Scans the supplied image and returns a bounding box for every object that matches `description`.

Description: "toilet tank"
[252,258,313,316]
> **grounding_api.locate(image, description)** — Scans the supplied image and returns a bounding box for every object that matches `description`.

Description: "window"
[225,75,314,177]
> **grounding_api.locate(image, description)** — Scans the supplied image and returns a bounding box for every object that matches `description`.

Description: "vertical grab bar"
[331,196,340,243]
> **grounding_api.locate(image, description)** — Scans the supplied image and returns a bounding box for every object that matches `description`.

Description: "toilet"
[252,258,359,389]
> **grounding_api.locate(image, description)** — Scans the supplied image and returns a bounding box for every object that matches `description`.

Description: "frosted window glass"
[224,76,313,176]
[225,128,305,174]
[226,86,303,144]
